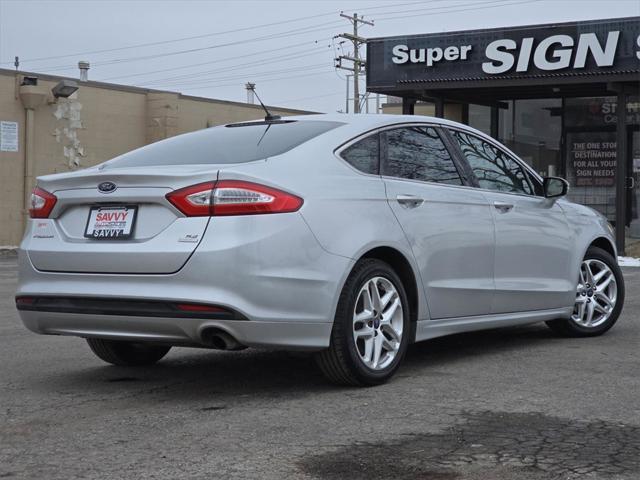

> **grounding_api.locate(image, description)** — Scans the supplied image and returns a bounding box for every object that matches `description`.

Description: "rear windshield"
[104,120,344,168]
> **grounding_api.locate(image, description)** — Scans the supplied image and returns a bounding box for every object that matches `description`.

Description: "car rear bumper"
[17,213,353,350]
[19,309,332,350]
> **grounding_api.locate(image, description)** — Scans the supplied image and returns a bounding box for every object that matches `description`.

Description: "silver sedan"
[16,114,625,386]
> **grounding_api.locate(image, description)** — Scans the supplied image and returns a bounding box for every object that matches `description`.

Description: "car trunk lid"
[26,166,218,274]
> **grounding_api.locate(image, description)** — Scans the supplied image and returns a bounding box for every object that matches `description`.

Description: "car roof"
[281,113,496,144]
[225,113,488,144]
[229,113,467,130]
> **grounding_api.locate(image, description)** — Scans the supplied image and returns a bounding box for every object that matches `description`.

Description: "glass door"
[629,130,640,238]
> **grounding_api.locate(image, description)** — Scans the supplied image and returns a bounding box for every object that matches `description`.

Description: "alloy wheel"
[572,259,618,328]
[352,276,404,370]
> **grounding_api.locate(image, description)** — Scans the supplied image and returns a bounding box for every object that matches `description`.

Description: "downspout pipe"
[24,108,36,216]
[18,82,47,225]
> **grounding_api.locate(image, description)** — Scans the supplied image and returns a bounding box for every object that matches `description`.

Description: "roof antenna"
[248,84,281,122]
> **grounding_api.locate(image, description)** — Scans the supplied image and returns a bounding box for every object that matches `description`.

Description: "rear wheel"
[315,259,410,386]
[86,338,171,366]
[546,246,624,337]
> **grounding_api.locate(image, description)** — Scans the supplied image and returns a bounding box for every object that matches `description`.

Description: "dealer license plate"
[84,206,137,240]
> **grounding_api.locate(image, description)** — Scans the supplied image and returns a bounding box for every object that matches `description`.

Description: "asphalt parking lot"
[1,254,639,480]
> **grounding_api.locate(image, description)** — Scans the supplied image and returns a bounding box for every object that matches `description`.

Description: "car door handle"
[396,194,424,208]
[493,201,514,213]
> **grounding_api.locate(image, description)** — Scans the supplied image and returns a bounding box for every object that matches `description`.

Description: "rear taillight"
[165,182,215,217]
[166,180,303,217]
[29,187,57,218]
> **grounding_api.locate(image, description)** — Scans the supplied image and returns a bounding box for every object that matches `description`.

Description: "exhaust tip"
[201,327,246,351]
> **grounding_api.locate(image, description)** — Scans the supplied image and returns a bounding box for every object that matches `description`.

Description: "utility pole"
[335,12,373,114]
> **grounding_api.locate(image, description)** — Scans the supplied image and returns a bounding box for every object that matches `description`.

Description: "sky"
[0,0,638,113]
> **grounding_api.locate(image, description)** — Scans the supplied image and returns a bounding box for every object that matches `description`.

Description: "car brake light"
[212,180,303,216]
[166,182,215,217]
[29,187,57,218]
[166,180,303,217]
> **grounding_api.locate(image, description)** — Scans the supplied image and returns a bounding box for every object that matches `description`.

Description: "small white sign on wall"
[0,121,19,152]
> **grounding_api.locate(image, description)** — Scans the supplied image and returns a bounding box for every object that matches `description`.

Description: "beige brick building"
[0,68,309,246]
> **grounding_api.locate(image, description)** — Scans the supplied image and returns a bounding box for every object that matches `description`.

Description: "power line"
[0,10,339,65]
[137,44,332,86]
[357,0,441,11]
[374,0,543,21]
[360,0,529,17]
[37,21,344,73]
[147,64,331,89]
[2,0,550,110]
[101,40,326,82]
[1,1,437,66]
[3,0,544,81]
[138,0,543,95]
[145,64,332,89]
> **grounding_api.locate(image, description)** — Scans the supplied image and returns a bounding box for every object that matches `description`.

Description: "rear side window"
[451,130,533,195]
[340,134,379,174]
[104,120,344,168]
[382,126,462,185]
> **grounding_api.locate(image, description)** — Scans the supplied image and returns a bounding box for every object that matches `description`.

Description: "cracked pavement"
[1,255,639,479]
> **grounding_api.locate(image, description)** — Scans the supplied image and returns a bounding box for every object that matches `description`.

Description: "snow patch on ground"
[619,256,640,267]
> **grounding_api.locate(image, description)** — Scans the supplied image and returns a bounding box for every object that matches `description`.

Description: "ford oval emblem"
[98,181,117,193]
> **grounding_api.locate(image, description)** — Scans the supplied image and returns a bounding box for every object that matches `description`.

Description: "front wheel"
[86,338,171,366]
[546,246,624,337]
[315,259,411,386]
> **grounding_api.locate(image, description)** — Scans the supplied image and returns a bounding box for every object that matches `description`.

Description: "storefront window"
[499,99,562,178]
[468,104,491,136]
[564,96,640,222]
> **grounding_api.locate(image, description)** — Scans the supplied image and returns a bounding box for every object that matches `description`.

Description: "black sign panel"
[367,17,640,90]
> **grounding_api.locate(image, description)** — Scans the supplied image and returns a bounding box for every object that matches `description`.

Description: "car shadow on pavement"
[405,323,560,366]
[29,323,568,400]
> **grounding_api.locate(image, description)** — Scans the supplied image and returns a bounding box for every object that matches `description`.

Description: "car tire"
[86,338,171,366]
[546,246,624,337]
[315,259,411,386]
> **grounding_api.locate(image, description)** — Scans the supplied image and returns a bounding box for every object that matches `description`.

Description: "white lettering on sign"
[0,121,18,152]
[573,31,619,68]
[391,29,623,75]
[482,30,620,74]
[533,35,574,70]
[483,39,517,74]
[392,43,472,67]
[516,37,534,72]
[392,44,409,64]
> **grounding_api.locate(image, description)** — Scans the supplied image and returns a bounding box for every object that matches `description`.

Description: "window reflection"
[452,131,532,195]
[341,134,379,174]
[384,127,462,185]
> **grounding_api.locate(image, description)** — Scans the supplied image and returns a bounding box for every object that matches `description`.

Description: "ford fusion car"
[15,114,625,386]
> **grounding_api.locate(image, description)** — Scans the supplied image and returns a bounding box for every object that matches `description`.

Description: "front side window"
[382,126,462,185]
[340,134,379,174]
[451,130,533,195]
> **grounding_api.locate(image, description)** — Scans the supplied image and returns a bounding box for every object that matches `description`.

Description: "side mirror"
[543,177,569,198]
